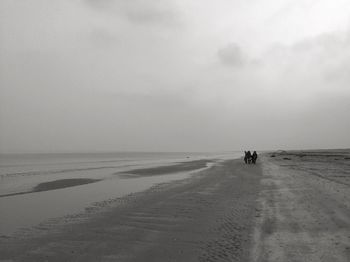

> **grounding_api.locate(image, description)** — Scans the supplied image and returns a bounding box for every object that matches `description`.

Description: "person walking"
[252,151,258,164]
[246,151,252,164]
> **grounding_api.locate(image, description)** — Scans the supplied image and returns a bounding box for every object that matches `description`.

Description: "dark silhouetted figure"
[247,151,252,164]
[252,151,258,164]
[245,151,252,164]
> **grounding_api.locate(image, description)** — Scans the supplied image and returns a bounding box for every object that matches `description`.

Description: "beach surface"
[0,155,224,235]
[1,150,349,261]
[252,150,350,262]
[0,159,261,261]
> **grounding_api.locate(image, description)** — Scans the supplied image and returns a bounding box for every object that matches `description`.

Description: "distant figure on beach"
[252,151,258,164]
[244,151,252,164]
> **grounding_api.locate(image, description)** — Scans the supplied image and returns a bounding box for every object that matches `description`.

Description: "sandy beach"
[252,150,350,262]
[2,1,350,261]
[1,151,349,261]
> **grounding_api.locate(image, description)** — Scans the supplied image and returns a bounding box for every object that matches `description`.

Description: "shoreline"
[119,159,213,177]
[0,158,219,236]
[0,158,262,261]
[0,159,214,198]
[1,150,349,261]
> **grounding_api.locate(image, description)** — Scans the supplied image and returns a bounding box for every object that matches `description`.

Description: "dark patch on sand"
[33,178,101,192]
[119,159,213,177]
[0,178,101,198]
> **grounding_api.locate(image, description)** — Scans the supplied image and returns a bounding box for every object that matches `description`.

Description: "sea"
[0,151,241,236]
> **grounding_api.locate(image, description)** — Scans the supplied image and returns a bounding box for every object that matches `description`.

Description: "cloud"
[88,28,119,48]
[2,0,350,152]
[84,0,180,26]
[84,0,114,9]
[262,29,350,89]
[217,43,246,67]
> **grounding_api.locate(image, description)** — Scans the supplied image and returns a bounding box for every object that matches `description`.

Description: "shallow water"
[0,171,197,235]
[0,152,234,196]
[0,152,241,235]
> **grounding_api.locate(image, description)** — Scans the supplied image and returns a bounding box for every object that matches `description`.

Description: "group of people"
[244,151,258,164]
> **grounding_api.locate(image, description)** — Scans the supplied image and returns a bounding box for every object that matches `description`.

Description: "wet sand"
[120,159,212,177]
[0,159,262,261]
[0,160,212,198]
[1,151,349,261]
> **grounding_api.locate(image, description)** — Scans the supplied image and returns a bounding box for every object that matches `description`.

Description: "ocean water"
[0,151,241,235]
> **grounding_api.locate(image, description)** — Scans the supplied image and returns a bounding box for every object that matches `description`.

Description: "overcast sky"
[1,0,350,153]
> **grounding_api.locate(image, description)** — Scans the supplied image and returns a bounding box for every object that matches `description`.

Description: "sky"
[1,0,350,153]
